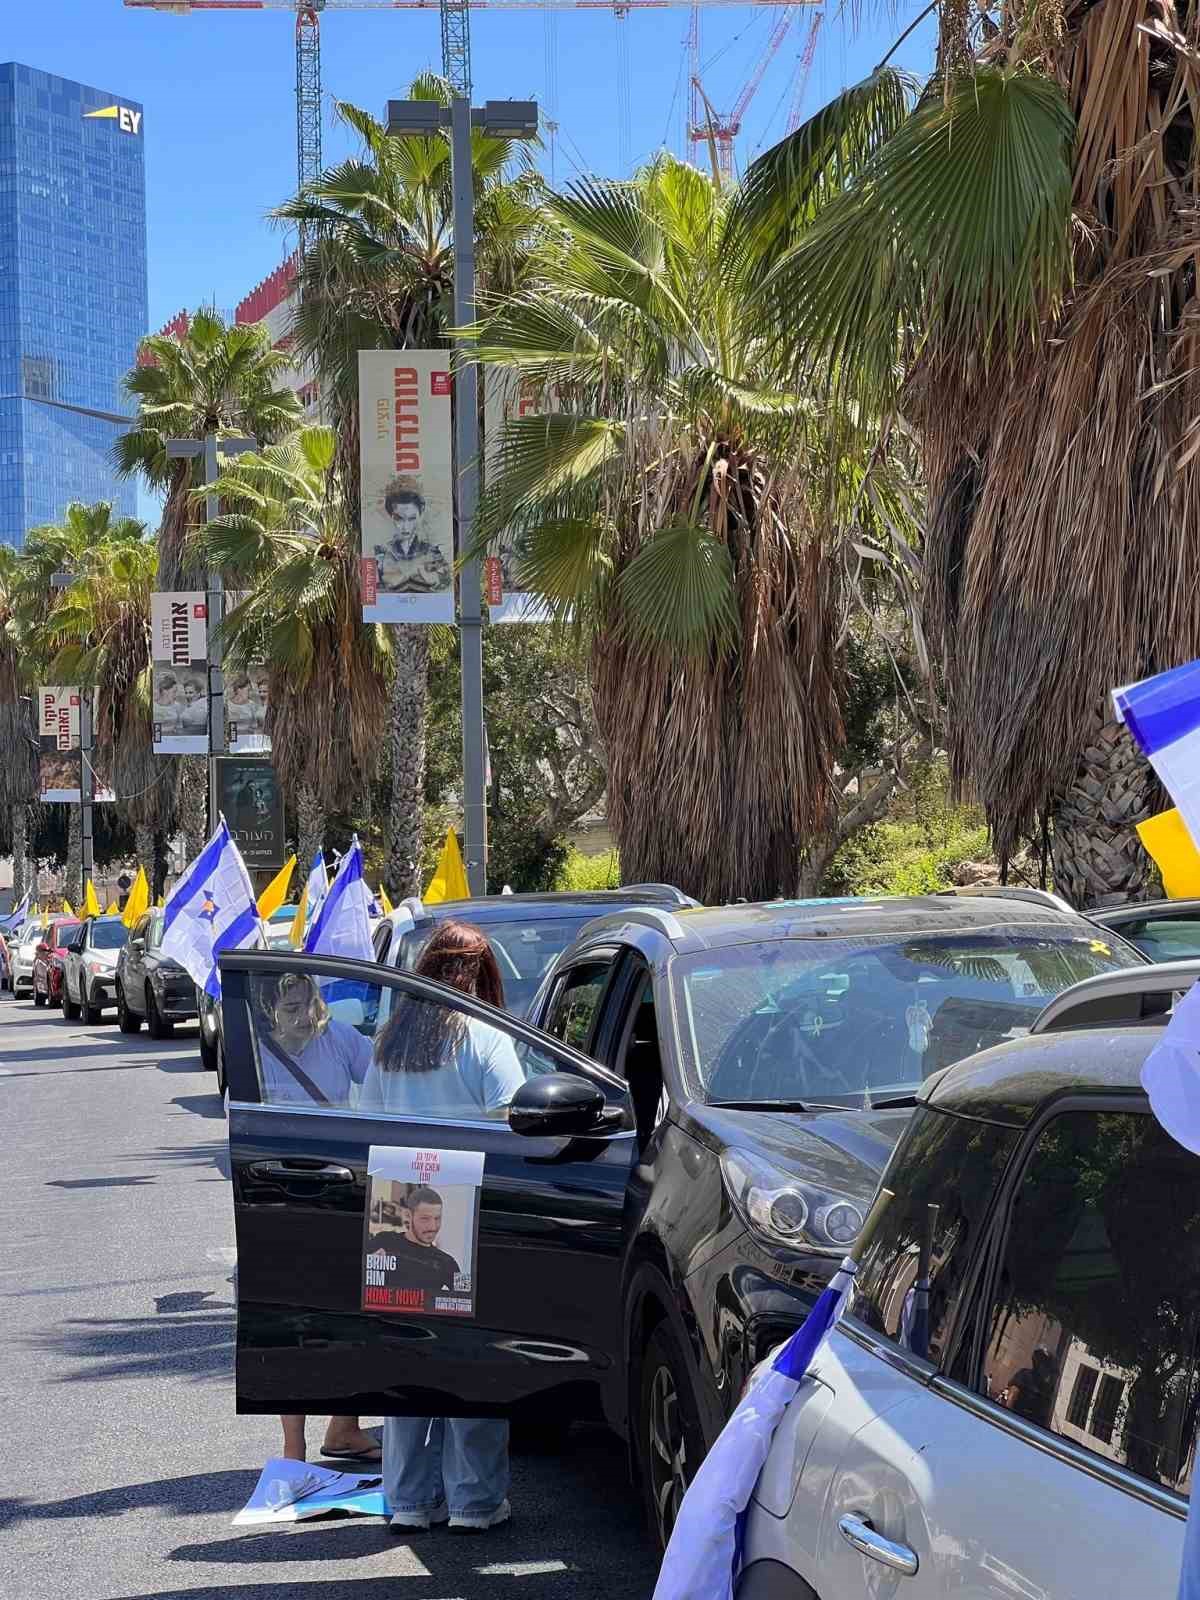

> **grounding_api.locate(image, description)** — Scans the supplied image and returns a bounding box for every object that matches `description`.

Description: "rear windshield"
[90,921,128,950]
[395,916,586,1016]
[673,927,1135,1108]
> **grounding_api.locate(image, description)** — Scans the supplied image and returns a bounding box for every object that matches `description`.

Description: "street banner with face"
[483,367,552,623]
[359,350,454,624]
[37,686,113,802]
[217,757,286,871]
[226,591,270,754]
[362,1145,484,1318]
[151,592,208,755]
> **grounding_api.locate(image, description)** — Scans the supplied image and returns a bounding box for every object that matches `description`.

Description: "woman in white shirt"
[361,920,523,1534]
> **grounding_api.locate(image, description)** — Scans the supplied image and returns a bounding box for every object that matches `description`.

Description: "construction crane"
[785,7,822,133]
[688,2,800,181]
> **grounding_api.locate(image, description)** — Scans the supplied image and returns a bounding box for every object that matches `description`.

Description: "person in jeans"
[358,919,524,1533]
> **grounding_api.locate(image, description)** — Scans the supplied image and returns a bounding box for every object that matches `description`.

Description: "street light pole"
[386,96,538,900]
[79,688,95,905]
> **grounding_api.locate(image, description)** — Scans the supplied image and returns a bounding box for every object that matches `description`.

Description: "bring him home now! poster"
[362,1145,484,1318]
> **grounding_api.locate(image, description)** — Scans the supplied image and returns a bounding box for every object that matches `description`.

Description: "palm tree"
[748,16,1195,904]
[0,547,39,901]
[273,75,542,895]
[198,426,392,868]
[474,154,919,903]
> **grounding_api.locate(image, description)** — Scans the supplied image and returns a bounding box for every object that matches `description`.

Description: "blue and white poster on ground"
[234,1458,388,1525]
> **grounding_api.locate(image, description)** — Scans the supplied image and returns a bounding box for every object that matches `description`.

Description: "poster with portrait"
[359,350,455,624]
[37,686,113,803]
[151,592,208,755]
[217,757,285,870]
[482,367,553,624]
[226,592,270,754]
[362,1145,484,1318]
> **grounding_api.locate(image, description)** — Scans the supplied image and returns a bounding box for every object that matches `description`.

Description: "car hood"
[86,949,120,969]
[685,1103,910,1203]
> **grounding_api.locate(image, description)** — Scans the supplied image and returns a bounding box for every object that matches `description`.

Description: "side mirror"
[508,1072,608,1138]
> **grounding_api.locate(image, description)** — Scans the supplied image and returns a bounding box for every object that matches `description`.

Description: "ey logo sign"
[84,104,142,136]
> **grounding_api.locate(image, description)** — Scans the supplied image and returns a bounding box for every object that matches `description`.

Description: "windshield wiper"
[867,1092,921,1109]
[710,1098,847,1113]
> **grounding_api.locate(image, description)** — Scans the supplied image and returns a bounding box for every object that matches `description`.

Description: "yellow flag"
[379,884,394,916]
[62,898,75,917]
[83,880,101,918]
[288,893,307,948]
[257,854,297,919]
[1137,807,1200,898]
[425,826,470,904]
[122,866,150,929]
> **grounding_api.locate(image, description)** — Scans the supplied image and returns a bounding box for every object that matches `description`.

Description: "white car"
[60,915,129,1023]
[10,922,45,996]
[739,960,1194,1600]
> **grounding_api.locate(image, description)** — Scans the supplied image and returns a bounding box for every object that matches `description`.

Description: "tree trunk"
[295,783,325,878]
[177,756,208,862]
[134,824,154,875]
[11,804,28,902]
[65,807,82,904]
[386,625,430,898]
[1050,712,1160,909]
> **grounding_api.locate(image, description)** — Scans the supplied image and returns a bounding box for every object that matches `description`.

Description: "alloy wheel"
[647,1362,688,1547]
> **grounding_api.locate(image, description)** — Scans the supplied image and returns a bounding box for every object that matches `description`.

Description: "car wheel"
[215,1038,227,1096]
[33,980,46,1008]
[116,981,141,1034]
[62,980,80,1021]
[638,1321,706,1551]
[80,984,101,1025]
[199,1024,219,1072]
[146,985,173,1039]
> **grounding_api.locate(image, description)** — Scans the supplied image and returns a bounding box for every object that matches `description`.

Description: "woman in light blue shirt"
[257,971,373,1108]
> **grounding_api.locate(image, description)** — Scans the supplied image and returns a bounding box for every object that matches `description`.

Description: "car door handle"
[249,1160,355,1183]
[838,1513,918,1576]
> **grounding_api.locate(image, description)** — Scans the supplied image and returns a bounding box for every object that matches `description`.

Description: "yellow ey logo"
[84,104,142,136]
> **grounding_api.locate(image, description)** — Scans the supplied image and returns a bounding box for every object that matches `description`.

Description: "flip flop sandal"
[320,1444,383,1462]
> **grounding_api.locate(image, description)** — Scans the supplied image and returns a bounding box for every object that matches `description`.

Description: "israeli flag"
[303,836,374,963]
[303,850,329,922]
[652,1258,860,1600]
[1114,660,1200,846]
[161,818,260,998]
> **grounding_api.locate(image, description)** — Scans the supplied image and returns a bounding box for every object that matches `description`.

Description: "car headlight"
[720,1147,865,1255]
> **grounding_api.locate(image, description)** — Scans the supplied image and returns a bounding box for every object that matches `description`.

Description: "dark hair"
[375,919,505,1074]
[385,486,425,516]
[409,1185,443,1210]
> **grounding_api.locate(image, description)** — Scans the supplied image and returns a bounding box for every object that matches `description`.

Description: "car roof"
[381,885,696,932]
[1089,899,1200,924]
[922,1024,1157,1128]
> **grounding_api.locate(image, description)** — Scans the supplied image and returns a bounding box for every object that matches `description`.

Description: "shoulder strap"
[266,1038,331,1106]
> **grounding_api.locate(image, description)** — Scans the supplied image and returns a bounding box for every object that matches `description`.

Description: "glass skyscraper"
[0,63,148,546]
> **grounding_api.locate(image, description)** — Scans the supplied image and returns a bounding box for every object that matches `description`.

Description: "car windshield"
[395,916,588,1016]
[20,927,43,948]
[673,928,1137,1107]
[90,921,128,950]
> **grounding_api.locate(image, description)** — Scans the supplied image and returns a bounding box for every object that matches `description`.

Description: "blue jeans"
[384,1416,509,1517]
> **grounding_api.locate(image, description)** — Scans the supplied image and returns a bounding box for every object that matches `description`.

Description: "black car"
[219,893,1141,1546]
[115,909,197,1037]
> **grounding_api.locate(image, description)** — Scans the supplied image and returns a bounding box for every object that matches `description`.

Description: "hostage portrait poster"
[362,1145,484,1318]
[482,367,552,624]
[358,350,454,625]
[151,592,208,755]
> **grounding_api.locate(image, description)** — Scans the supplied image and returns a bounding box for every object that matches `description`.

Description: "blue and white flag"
[652,1256,861,1600]
[161,818,260,998]
[1114,660,1200,846]
[303,836,374,963]
[303,850,328,922]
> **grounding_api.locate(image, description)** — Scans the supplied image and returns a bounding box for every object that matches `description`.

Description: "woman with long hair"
[359,920,523,1533]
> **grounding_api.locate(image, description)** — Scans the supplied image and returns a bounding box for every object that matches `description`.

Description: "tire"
[80,983,101,1025]
[199,1024,219,1072]
[116,981,142,1034]
[146,985,173,1039]
[62,978,80,1021]
[637,1321,707,1552]
[215,1038,227,1096]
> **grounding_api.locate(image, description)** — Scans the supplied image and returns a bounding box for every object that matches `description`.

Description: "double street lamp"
[385,96,539,899]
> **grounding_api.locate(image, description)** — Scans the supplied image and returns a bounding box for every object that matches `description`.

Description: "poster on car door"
[359,350,454,625]
[362,1145,484,1318]
[217,757,285,870]
[225,592,270,754]
[151,592,208,754]
[36,686,113,803]
[482,367,552,623]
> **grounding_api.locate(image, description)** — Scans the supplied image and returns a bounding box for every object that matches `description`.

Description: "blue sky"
[7,1,935,334]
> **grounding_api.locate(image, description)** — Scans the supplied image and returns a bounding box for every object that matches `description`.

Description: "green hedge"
[555,847,622,892]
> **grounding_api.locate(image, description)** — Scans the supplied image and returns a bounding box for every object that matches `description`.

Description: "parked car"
[115,909,197,1037]
[9,921,47,997]
[60,915,128,1023]
[737,957,1195,1600]
[197,909,299,1083]
[31,917,81,1007]
[1089,897,1200,963]
[216,892,1140,1547]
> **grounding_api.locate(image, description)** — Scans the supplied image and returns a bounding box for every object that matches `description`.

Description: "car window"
[542,959,615,1054]
[374,921,392,964]
[89,920,128,950]
[673,929,1135,1107]
[1115,916,1200,962]
[394,917,587,1017]
[244,968,565,1118]
[852,1107,1019,1365]
[978,1107,1200,1493]
[615,967,667,1143]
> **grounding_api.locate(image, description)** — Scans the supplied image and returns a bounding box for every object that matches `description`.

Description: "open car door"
[220,948,637,1426]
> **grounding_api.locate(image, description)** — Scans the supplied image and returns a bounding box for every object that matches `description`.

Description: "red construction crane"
[688,2,801,181]
[786,7,822,133]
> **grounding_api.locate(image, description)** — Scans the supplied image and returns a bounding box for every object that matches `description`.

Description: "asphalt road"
[0,995,661,1600]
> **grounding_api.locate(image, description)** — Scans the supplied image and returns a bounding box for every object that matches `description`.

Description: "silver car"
[61,915,129,1024]
[10,923,44,996]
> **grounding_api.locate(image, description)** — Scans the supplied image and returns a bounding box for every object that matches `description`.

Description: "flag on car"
[121,866,150,929]
[83,879,101,918]
[379,884,394,916]
[290,849,328,948]
[425,825,469,903]
[160,817,260,998]
[651,1189,894,1600]
[303,836,374,962]
[1136,808,1200,898]
[257,854,297,920]
[1114,660,1200,848]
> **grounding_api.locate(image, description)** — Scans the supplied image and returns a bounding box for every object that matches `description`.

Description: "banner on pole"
[483,368,552,624]
[226,592,270,754]
[37,686,113,802]
[217,756,285,870]
[359,351,454,624]
[151,592,208,755]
